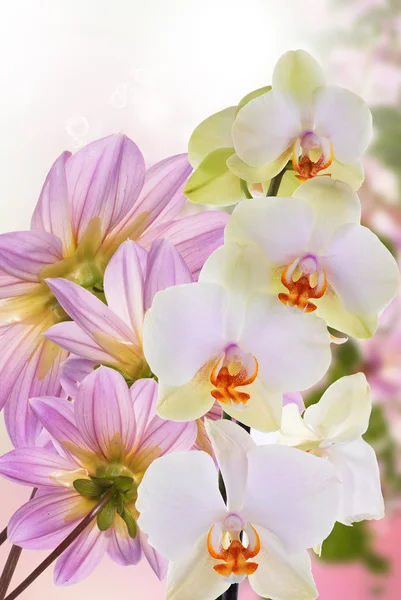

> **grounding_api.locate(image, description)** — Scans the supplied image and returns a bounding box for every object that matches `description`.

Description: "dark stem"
[222,583,239,599]
[266,166,286,197]
[240,179,253,199]
[0,529,7,548]
[4,490,113,600]
[0,489,38,600]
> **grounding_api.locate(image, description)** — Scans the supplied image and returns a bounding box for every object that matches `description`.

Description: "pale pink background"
[0,0,399,598]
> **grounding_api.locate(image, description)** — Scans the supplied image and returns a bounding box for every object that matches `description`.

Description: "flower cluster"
[0,49,398,600]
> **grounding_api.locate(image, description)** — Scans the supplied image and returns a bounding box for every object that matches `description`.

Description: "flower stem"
[222,583,239,599]
[0,529,7,548]
[3,490,113,600]
[0,489,37,600]
[266,166,286,197]
[240,179,253,199]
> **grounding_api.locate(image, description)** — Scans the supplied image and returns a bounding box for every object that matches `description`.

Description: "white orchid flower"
[232,49,372,187]
[137,419,340,600]
[143,281,331,432]
[224,177,399,338]
[280,373,384,526]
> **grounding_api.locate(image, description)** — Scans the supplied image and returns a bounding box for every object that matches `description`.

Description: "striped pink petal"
[144,239,192,310]
[31,151,75,256]
[0,447,77,487]
[103,240,147,340]
[60,356,96,399]
[140,210,228,279]
[54,521,108,586]
[130,378,158,446]
[75,367,136,461]
[4,341,67,448]
[139,530,168,580]
[45,321,117,365]
[8,489,83,549]
[0,230,63,281]
[106,516,142,566]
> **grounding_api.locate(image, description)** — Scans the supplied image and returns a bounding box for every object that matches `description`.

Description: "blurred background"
[0,0,400,598]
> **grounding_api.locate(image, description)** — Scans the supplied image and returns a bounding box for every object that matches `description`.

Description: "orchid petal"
[242,445,339,552]
[75,367,136,461]
[292,177,361,253]
[31,151,75,255]
[314,85,372,164]
[314,289,378,339]
[249,526,317,600]
[205,419,256,512]
[226,148,292,184]
[328,439,384,525]
[272,49,325,110]
[304,373,371,443]
[240,295,331,392]
[226,197,313,265]
[54,521,108,585]
[223,379,282,433]
[280,404,319,448]
[188,106,236,169]
[166,532,229,600]
[137,451,226,561]
[143,283,227,386]
[321,224,399,316]
[144,239,192,310]
[232,89,301,167]
[156,375,216,423]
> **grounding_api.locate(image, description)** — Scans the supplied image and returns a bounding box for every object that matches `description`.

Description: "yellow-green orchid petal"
[188,107,236,169]
[184,147,243,206]
[235,85,272,116]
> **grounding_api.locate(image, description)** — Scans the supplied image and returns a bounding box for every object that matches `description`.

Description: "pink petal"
[0,323,45,410]
[139,530,168,580]
[30,396,91,462]
[103,240,147,340]
[45,321,117,365]
[75,367,136,461]
[45,278,135,344]
[130,378,158,445]
[106,517,142,566]
[106,153,191,244]
[0,230,63,281]
[54,521,108,586]
[66,134,145,245]
[0,276,40,299]
[140,210,229,279]
[8,489,82,549]
[283,391,305,413]
[31,151,75,256]
[144,239,192,310]
[4,341,67,448]
[0,447,76,487]
[60,356,96,398]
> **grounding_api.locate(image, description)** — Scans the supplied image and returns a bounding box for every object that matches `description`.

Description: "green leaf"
[90,476,114,489]
[73,479,102,497]
[188,106,236,169]
[121,508,137,539]
[97,502,115,531]
[114,476,134,493]
[184,147,242,206]
[235,85,271,116]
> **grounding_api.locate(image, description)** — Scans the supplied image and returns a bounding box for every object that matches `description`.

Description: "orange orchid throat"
[210,345,258,408]
[292,131,333,182]
[207,521,261,580]
[279,255,327,313]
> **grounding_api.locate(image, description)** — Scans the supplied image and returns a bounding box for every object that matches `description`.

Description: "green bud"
[73,479,102,497]
[90,476,114,489]
[97,502,116,531]
[114,476,134,493]
[121,508,137,539]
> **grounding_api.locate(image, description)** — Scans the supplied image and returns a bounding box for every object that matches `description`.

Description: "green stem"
[240,179,253,199]
[3,490,113,600]
[266,166,286,197]
[0,489,37,600]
